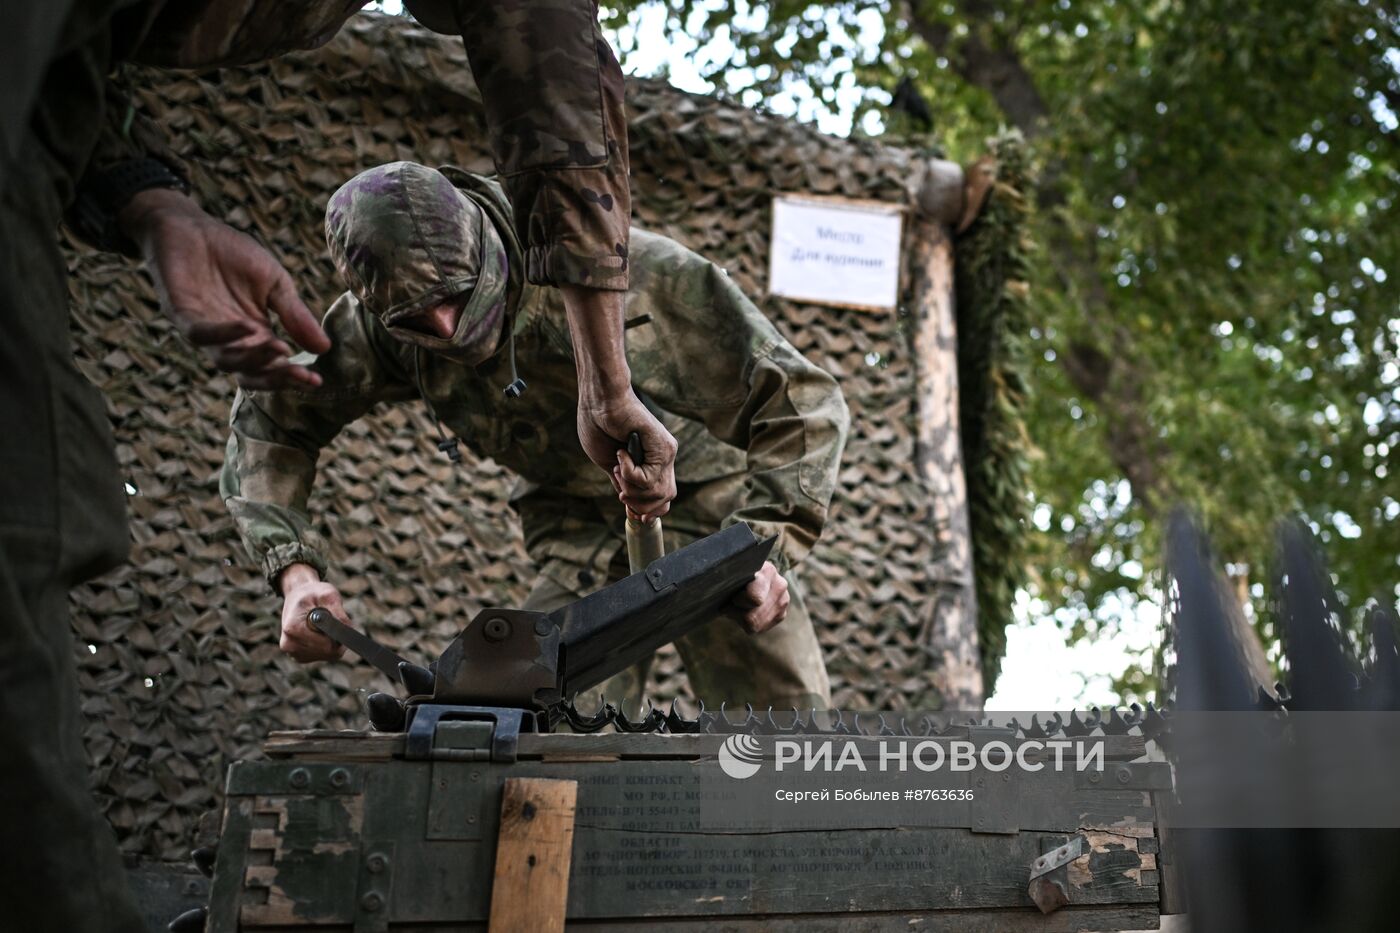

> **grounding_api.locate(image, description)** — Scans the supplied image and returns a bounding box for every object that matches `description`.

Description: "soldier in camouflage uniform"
[222,161,848,714]
[2,4,666,930]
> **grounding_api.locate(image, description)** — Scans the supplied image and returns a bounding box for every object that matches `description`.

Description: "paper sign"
[768,195,904,311]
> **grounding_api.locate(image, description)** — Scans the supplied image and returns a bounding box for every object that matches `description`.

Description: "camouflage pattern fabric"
[77,0,632,289]
[222,163,849,587]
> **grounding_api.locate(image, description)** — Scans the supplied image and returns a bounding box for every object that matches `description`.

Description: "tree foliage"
[601,0,1400,697]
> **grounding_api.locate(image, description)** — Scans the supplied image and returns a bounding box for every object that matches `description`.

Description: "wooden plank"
[567,904,1160,931]
[206,797,255,933]
[487,778,579,933]
[908,213,980,707]
[566,825,1155,917]
[264,730,403,760]
[263,729,1147,763]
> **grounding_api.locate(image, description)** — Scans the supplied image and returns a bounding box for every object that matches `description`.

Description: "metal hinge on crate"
[1028,834,1086,914]
[403,705,541,763]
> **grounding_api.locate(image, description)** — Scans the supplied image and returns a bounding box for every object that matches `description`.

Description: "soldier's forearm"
[277,562,321,597]
[563,285,631,399]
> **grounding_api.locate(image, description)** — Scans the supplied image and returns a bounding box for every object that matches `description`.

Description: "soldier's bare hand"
[732,562,790,634]
[120,188,330,390]
[582,392,676,522]
[278,564,348,663]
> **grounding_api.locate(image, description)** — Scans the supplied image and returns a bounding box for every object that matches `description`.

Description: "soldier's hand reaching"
[732,561,790,634]
[276,563,348,663]
[119,188,331,390]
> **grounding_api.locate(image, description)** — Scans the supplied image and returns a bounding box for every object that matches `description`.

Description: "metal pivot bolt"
[330,767,350,788]
[366,853,388,875]
[361,891,384,912]
[289,768,310,789]
[483,617,512,642]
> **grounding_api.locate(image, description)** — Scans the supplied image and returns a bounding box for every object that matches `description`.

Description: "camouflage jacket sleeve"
[220,293,418,591]
[628,238,850,573]
[422,0,631,291]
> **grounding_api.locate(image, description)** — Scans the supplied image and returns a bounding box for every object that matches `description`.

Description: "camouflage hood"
[324,162,519,362]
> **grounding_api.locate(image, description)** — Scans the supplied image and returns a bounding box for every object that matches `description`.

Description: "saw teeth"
[1102,708,1131,735]
[614,704,666,733]
[663,702,702,733]
[541,698,1188,742]
[556,696,613,733]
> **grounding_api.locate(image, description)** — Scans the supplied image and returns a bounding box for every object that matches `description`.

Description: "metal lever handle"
[306,608,432,695]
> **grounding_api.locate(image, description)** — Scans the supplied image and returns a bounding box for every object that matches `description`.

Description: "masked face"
[383,290,507,364]
[325,161,510,364]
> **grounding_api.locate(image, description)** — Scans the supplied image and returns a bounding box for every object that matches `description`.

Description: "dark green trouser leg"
[0,536,145,933]
[0,156,143,932]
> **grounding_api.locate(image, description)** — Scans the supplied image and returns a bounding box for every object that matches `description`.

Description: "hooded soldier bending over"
[221,161,848,713]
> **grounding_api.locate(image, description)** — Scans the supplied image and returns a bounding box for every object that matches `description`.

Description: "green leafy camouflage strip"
[78,0,630,289]
[221,165,848,590]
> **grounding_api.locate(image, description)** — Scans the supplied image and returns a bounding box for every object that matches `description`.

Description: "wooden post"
[908,158,984,711]
[487,777,579,933]
[1153,794,1189,916]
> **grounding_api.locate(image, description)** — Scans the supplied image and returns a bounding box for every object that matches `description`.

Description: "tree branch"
[906,1,1049,137]
[906,0,1173,517]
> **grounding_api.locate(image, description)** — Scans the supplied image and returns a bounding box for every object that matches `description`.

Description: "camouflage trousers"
[0,135,144,929]
[516,475,831,717]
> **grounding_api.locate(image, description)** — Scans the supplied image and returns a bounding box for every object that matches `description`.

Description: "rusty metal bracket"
[1028,834,1085,914]
[433,608,558,707]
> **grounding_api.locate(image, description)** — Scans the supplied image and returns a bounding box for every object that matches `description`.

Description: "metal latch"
[403,705,533,762]
[1028,834,1085,914]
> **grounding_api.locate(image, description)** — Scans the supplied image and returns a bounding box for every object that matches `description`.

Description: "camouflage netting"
[64,13,1030,859]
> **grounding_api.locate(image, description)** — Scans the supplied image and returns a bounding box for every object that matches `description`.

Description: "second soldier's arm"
[221,294,417,661]
[405,0,677,517]
[68,75,329,389]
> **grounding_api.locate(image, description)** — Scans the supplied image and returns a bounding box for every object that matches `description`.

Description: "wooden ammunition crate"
[206,721,1173,931]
